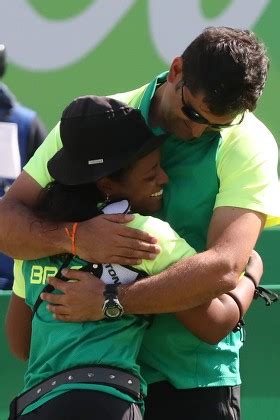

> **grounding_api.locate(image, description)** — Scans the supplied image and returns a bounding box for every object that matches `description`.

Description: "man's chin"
[171,126,193,141]
[176,132,193,141]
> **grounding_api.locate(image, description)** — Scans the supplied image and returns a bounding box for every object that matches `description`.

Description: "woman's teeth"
[150,189,163,197]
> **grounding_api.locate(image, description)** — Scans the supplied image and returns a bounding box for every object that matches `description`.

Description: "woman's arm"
[5,293,32,360]
[176,250,262,344]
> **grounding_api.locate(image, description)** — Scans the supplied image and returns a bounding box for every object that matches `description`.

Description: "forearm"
[176,296,239,344]
[226,273,256,316]
[0,195,68,259]
[119,248,240,314]
[175,273,256,344]
[0,171,159,263]
[119,208,264,315]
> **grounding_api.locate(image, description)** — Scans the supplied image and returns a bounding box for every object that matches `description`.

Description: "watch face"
[105,305,122,318]
[103,297,124,319]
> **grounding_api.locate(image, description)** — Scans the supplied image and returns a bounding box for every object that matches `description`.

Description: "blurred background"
[0,0,279,151]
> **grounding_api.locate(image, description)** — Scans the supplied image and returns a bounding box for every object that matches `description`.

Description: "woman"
[6,96,261,420]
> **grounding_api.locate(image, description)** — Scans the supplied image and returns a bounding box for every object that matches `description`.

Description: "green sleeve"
[109,84,148,108]
[216,113,280,227]
[23,122,62,187]
[12,260,26,299]
[127,215,196,275]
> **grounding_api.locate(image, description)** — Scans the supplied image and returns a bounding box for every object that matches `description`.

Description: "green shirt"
[13,212,195,414]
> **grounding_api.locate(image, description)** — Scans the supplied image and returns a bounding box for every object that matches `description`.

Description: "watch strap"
[103,283,119,297]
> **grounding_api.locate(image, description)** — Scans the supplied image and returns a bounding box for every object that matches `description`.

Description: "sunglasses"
[181,83,244,130]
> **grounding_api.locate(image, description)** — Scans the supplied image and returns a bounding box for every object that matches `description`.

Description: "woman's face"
[107,149,168,215]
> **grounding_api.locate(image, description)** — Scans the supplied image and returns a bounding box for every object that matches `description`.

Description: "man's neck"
[148,82,166,129]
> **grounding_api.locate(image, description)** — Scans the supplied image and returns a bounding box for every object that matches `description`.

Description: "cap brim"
[48,133,166,185]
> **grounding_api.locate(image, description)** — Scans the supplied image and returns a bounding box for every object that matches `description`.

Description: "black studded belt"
[10,365,142,417]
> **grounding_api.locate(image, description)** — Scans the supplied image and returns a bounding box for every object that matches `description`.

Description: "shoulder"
[217,113,278,175]
[219,112,277,159]
[23,122,61,186]
[214,113,280,225]
[108,83,149,107]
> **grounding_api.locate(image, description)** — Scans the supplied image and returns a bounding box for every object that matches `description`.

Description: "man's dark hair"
[0,44,7,78]
[181,27,269,115]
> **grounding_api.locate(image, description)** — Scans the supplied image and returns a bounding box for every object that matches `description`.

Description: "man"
[1,27,280,419]
[0,44,46,289]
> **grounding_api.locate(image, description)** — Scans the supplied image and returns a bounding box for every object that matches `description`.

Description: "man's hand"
[75,214,160,265]
[41,269,105,322]
[245,250,263,287]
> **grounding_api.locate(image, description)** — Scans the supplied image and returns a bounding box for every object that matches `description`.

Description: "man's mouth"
[150,189,163,198]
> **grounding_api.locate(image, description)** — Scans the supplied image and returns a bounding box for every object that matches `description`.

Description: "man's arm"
[26,116,47,161]
[41,207,265,321]
[120,207,265,313]
[175,250,263,344]
[0,171,160,263]
[0,171,67,259]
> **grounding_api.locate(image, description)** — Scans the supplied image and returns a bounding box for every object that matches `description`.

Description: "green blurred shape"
[28,0,94,20]
[201,0,232,18]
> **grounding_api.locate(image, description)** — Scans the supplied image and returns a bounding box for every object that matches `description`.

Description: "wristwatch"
[102,284,124,320]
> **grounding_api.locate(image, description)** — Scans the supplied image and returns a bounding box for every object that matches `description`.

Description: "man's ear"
[95,177,115,198]
[167,56,183,83]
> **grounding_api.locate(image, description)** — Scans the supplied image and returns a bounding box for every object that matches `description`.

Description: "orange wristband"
[64,222,78,255]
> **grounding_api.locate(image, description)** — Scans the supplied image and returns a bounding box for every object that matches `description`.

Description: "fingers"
[118,225,158,244]
[108,244,160,263]
[46,277,68,293]
[109,248,159,265]
[40,270,104,322]
[47,303,68,316]
[249,250,261,262]
[76,214,160,264]
[40,273,78,304]
[246,250,263,269]
[47,304,71,322]
[114,233,161,256]
[60,269,93,281]
[40,291,64,305]
[245,250,263,286]
[52,314,71,322]
[103,215,158,245]
[41,271,94,301]
[48,302,77,322]
[40,284,72,321]
[103,214,135,223]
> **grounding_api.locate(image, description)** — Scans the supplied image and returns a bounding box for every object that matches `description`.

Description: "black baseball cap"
[48,95,166,185]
